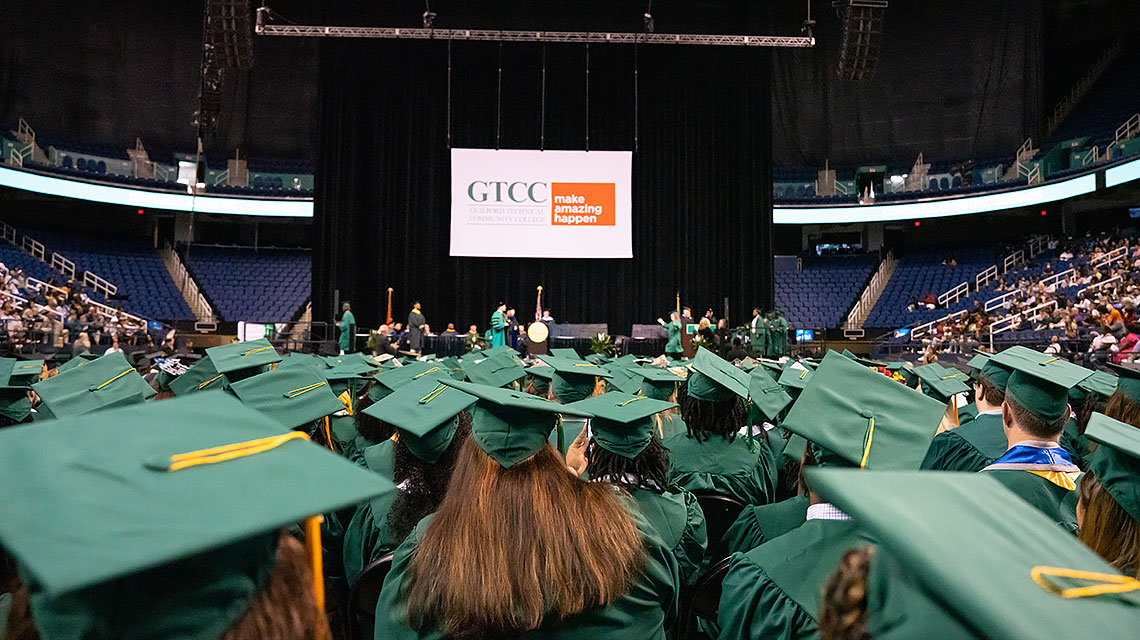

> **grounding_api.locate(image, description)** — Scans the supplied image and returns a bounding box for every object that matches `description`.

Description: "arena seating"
[1049,49,1140,149]
[865,248,996,328]
[21,229,192,321]
[775,254,878,328]
[0,241,65,286]
[183,245,311,323]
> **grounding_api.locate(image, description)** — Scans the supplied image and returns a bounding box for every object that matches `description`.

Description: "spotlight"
[423,11,437,29]
[643,1,654,33]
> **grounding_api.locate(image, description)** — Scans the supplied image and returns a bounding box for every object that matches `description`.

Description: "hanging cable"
[633,43,639,152]
[496,42,503,149]
[541,44,547,151]
[584,43,590,151]
[446,39,452,147]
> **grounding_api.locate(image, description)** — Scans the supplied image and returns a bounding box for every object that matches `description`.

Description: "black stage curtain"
[314,39,773,334]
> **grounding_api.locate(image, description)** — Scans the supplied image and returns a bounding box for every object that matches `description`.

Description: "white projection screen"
[450,148,633,258]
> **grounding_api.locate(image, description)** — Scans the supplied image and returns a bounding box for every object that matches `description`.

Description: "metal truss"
[256,23,815,48]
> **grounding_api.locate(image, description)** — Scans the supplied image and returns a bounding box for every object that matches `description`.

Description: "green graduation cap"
[276,353,329,371]
[537,355,612,404]
[911,363,972,402]
[0,386,31,423]
[370,361,449,402]
[363,376,477,463]
[603,365,643,394]
[31,352,156,420]
[204,338,282,380]
[807,469,1140,639]
[585,353,612,365]
[778,361,814,390]
[629,365,683,402]
[56,355,92,375]
[1084,412,1140,523]
[463,353,526,388]
[748,366,793,422]
[569,392,676,458]
[321,360,376,398]
[0,393,389,637]
[781,351,945,470]
[1078,370,1118,398]
[229,367,346,431]
[992,346,1092,424]
[441,379,592,468]
[1106,363,1140,403]
[524,364,554,396]
[687,347,749,402]
[479,346,521,361]
[168,356,228,396]
[9,359,45,386]
[978,357,1013,395]
[323,353,379,370]
[966,352,991,374]
[550,348,582,360]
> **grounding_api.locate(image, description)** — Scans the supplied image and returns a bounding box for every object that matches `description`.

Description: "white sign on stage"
[449,148,633,259]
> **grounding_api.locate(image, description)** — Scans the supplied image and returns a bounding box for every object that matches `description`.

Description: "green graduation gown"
[769,317,788,357]
[632,488,708,583]
[919,412,1007,472]
[342,440,398,585]
[956,401,978,424]
[374,503,682,640]
[662,431,778,506]
[716,518,873,640]
[665,320,682,356]
[983,468,1078,533]
[489,311,507,348]
[340,310,357,353]
[717,495,809,557]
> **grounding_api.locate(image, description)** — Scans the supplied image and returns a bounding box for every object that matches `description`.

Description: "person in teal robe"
[488,302,508,348]
[659,310,682,358]
[373,379,683,640]
[663,349,778,506]
[768,311,788,357]
[339,301,357,354]
[716,494,809,557]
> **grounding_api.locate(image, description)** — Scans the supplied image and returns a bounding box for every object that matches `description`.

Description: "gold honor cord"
[284,382,328,398]
[90,369,132,392]
[199,374,225,390]
[418,384,448,404]
[1031,566,1140,599]
[859,417,876,469]
[412,367,441,379]
[799,370,808,380]
[242,346,275,356]
[156,431,326,618]
[1042,357,1061,365]
[617,395,649,407]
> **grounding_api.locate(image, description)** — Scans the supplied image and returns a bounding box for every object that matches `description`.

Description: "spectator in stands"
[105,335,123,355]
[1114,324,1140,364]
[922,292,937,309]
[921,346,938,365]
[1044,336,1062,356]
[71,331,91,357]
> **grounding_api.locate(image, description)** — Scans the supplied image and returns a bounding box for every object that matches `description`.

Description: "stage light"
[422,0,436,29]
[643,1,654,33]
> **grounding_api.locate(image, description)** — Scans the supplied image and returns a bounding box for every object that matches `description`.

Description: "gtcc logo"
[467,181,548,204]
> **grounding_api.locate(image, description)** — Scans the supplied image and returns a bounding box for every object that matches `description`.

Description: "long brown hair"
[1104,391,1140,430]
[819,547,874,640]
[1078,472,1140,578]
[404,436,646,638]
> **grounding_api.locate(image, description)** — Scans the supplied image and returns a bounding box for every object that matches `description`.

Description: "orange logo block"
[550,182,615,226]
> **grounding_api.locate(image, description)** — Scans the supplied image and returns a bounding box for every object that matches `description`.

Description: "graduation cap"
[1071,370,1118,407]
[9,358,46,386]
[441,379,592,468]
[229,367,346,431]
[1085,412,1140,523]
[0,393,388,637]
[168,356,228,396]
[32,352,156,420]
[1106,363,1140,403]
[966,352,992,375]
[363,376,477,463]
[537,355,612,404]
[463,353,525,388]
[778,361,814,391]
[56,355,92,375]
[436,356,466,380]
[276,353,329,371]
[911,363,972,403]
[686,347,749,402]
[748,366,792,422]
[991,346,1092,424]
[549,347,582,360]
[629,365,683,401]
[479,346,521,361]
[0,386,31,423]
[569,392,676,458]
[603,365,643,394]
[781,351,945,470]
[204,339,282,380]
[524,364,554,396]
[585,353,612,365]
[323,353,379,370]
[807,468,1140,639]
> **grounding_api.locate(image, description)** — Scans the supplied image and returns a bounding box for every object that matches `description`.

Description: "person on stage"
[339,301,356,355]
[407,301,427,354]
[658,310,682,360]
[489,302,508,348]
[769,310,789,357]
[750,307,767,357]
[506,307,520,349]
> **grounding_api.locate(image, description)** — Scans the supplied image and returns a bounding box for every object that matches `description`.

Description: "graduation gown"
[919,412,1007,472]
[407,309,426,351]
[716,519,873,640]
[342,440,398,585]
[750,316,767,357]
[374,502,682,640]
[662,431,778,506]
[665,320,682,356]
[339,310,357,353]
[489,311,507,348]
[956,401,978,424]
[769,317,789,357]
[717,495,809,557]
[982,443,1080,533]
[632,488,708,583]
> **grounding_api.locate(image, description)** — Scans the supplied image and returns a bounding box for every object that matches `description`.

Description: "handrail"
[1003,249,1025,274]
[938,281,969,307]
[1116,114,1140,144]
[82,271,118,297]
[1078,274,1123,297]
[50,253,75,277]
[161,242,214,322]
[1039,267,1076,290]
[844,251,895,330]
[1027,236,1046,258]
[0,221,17,245]
[212,169,229,186]
[976,265,998,289]
[21,237,45,262]
[1091,245,1128,270]
[911,309,968,339]
[991,300,1058,335]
